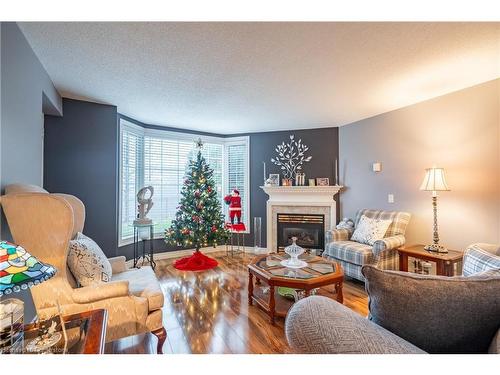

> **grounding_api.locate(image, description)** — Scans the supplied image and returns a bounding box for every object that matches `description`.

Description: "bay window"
[119,119,249,245]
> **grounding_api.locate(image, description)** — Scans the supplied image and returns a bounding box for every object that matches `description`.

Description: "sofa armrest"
[285,296,425,354]
[325,228,352,243]
[373,235,406,257]
[108,256,128,274]
[489,328,500,354]
[72,280,130,303]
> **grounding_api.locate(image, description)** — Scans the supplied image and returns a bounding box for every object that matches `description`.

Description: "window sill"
[118,230,251,247]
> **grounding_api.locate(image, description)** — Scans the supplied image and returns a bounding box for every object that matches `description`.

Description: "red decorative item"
[229,223,246,232]
[224,189,242,225]
[173,250,218,271]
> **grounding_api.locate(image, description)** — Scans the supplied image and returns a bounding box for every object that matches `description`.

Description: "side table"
[132,222,156,270]
[398,244,463,276]
[225,223,246,256]
[22,309,108,354]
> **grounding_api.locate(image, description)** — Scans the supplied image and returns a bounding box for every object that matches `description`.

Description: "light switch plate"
[373,162,382,172]
[388,194,394,203]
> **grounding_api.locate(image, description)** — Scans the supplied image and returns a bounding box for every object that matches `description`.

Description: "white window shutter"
[119,119,249,243]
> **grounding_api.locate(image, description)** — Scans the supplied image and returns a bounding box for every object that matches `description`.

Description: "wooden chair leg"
[152,327,167,354]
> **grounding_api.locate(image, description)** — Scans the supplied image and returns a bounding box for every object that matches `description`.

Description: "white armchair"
[1,184,167,353]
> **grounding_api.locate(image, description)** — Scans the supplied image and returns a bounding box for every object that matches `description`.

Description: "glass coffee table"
[247,253,344,324]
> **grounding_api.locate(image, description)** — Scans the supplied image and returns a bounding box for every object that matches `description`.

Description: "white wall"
[339,79,500,250]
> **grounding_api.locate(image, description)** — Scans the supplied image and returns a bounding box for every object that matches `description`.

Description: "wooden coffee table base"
[248,273,343,325]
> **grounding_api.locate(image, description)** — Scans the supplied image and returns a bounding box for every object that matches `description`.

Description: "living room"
[1,1,499,373]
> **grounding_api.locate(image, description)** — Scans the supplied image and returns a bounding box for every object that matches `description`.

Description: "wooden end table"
[398,244,463,276]
[23,309,108,354]
[247,253,344,324]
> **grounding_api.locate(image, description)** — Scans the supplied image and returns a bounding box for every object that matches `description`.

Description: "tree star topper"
[195,138,204,149]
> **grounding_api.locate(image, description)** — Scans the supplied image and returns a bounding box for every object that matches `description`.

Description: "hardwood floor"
[105,251,368,354]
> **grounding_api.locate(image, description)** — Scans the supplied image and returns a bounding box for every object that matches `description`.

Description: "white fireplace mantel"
[260,185,342,201]
[260,185,343,252]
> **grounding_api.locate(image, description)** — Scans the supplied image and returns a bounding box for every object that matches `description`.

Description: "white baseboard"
[125,245,270,268]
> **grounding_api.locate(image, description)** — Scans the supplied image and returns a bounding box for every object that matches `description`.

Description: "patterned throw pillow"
[463,244,500,276]
[351,215,392,246]
[68,233,112,287]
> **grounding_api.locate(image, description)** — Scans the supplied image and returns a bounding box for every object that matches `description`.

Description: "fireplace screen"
[277,213,325,252]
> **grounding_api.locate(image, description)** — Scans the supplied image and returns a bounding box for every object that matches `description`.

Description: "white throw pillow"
[351,215,392,246]
[68,232,112,286]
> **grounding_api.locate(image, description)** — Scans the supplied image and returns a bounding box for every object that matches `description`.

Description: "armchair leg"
[152,327,167,354]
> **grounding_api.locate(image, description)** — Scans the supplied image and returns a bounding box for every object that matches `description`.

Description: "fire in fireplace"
[277,213,325,252]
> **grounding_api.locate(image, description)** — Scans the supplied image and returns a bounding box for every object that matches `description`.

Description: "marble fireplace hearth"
[260,185,342,253]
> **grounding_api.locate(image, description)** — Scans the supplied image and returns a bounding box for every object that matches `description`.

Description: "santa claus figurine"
[224,189,242,225]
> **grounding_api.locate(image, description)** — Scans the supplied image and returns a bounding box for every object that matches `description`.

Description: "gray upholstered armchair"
[323,209,411,281]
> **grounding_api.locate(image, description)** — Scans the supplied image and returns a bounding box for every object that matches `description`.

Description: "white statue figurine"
[134,186,154,225]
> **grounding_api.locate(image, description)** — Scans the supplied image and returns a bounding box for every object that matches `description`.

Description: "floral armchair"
[323,209,411,281]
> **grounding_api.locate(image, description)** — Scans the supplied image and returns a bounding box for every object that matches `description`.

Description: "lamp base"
[424,243,448,253]
[0,298,24,353]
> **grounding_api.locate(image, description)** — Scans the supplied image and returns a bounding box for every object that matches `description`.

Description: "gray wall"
[0,22,62,321]
[44,99,119,258]
[339,79,500,250]
[247,128,339,247]
[44,108,339,258]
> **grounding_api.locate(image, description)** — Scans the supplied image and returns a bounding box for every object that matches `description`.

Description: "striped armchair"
[323,209,411,281]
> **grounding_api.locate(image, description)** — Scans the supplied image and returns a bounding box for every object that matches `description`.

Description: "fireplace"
[277,213,325,252]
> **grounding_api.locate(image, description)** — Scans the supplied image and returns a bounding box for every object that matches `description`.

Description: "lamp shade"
[0,241,56,296]
[419,167,450,192]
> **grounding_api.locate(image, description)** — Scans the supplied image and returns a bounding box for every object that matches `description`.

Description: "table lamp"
[0,240,56,353]
[419,167,450,253]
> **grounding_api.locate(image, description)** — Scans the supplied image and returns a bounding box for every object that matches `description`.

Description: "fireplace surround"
[277,213,325,252]
[261,185,342,252]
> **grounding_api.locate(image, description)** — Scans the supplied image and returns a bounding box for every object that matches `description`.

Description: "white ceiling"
[19,22,500,134]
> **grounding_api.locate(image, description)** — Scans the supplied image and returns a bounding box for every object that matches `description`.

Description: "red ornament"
[192,215,200,223]
[211,225,217,232]
[207,186,212,193]
[194,190,201,198]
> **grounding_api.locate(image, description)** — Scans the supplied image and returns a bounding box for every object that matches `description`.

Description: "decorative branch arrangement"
[271,135,312,180]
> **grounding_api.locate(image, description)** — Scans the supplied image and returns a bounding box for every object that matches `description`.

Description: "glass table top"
[254,254,337,280]
[21,315,93,354]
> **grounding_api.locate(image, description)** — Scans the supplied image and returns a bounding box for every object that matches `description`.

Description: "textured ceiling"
[19,22,500,134]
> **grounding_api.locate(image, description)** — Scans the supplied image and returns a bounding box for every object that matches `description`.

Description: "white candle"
[263,161,266,183]
[335,159,338,185]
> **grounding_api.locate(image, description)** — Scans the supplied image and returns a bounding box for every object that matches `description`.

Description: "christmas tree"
[165,140,230,270]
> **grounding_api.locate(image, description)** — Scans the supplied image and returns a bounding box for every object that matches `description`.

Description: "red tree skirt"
[173,250,218,271]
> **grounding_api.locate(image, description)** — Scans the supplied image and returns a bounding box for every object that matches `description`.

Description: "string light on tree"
[165,138,230,271]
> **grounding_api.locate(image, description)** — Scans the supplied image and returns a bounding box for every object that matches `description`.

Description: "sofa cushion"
[68,233,112,287]
[324,240,374,265]
[351,215,392,245]
[362,265,500,353]
[286,295,425,354]
[463,244,500,276]
[111,266,164,311]
[354,209,411,237]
